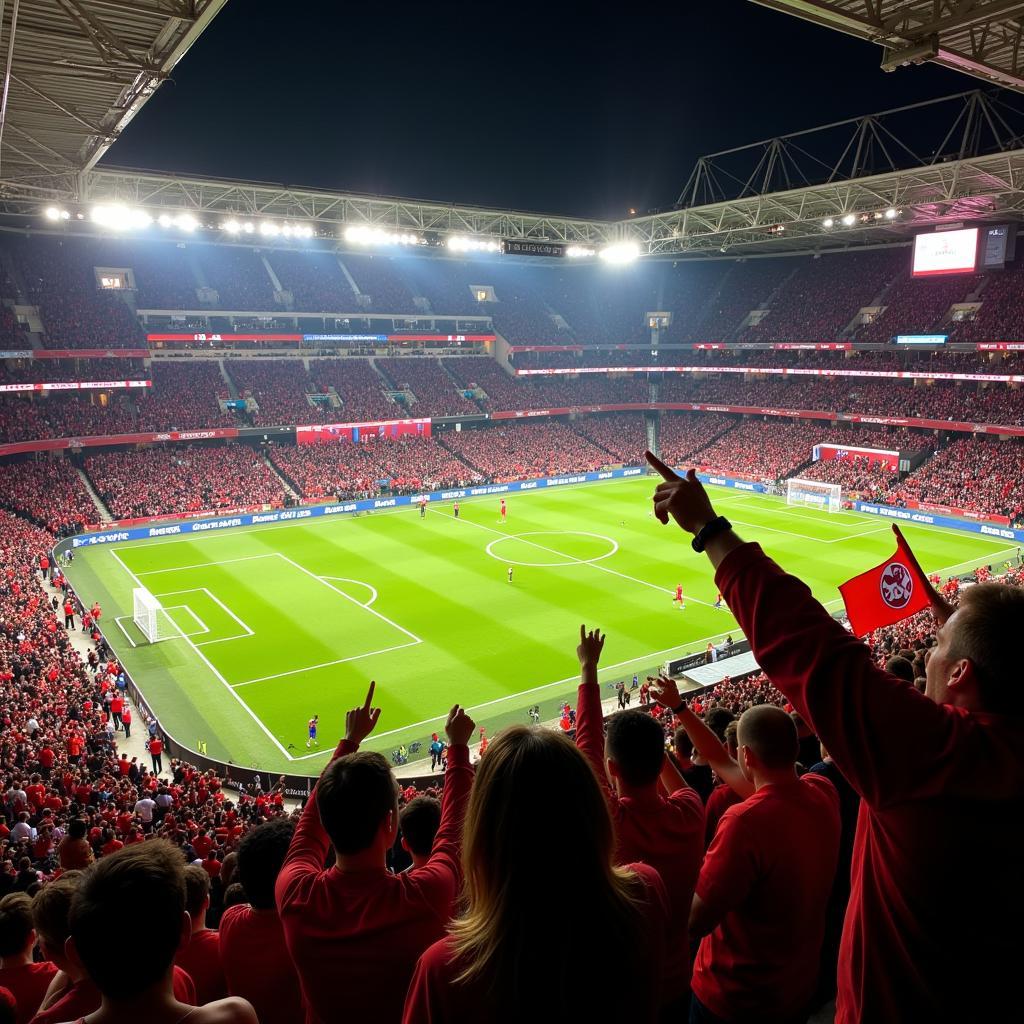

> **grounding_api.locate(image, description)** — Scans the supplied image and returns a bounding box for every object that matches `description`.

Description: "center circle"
[485,531,619,568]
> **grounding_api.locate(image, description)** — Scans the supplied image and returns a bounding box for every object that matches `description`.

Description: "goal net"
[786,478,842,512]
[132,587,178,643]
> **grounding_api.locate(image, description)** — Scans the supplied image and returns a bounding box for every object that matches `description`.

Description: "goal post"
[132,587,178,643]
[786,478,842,512]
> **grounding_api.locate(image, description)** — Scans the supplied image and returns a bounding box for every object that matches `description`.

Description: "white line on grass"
[154,588,254,638]
[274,553,422,644]
[108,549,296,762]
[431,508,719,608]
[231,639,422,688]
[135,553,280,575]
[113,616,137,648]
[163,605,210,637]
[319,577,378,607]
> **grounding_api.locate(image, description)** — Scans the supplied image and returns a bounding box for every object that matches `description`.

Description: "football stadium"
[1,2,1022,1023]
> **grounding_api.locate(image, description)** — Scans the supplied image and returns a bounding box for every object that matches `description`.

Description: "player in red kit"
[674,584,685,609]
[499,498,507,522]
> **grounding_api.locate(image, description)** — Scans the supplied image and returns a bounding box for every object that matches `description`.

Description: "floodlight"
[175,213,198,233]
[259,221,281,237]
[158,213,173,228]
[243,222,255,234]
[567,246,595,258]
[822,218,834,229]
[44,207,61,221]
[598,241,640,264]
[91,204,152,230]
[885,208,898,220]
[842,213,856,226]
[222,219,241,235]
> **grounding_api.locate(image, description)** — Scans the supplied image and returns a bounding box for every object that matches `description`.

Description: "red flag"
[839,525,933,637]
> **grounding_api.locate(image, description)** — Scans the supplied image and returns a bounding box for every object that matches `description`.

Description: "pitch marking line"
[163,605,210,638]
[154,587,255,638]
[113,616,137,648]
[433,510,721,608]
[319,577,378,606]
[274,553,422,644]
[108,549,295,762]
[230,640,422,688]
[135,554,280,575]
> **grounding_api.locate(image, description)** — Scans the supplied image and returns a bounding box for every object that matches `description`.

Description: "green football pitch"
[62,477,1016,775]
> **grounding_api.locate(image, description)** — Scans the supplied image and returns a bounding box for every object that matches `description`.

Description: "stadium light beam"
[842,213,857,227]
[566,245,596,258]
[599,241,640,264]
[822,218,835,229]
[885,208,899,220]
[446,235,500,253]
[345,225,419,246]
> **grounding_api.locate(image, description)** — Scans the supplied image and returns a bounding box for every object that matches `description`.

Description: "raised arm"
[648,675,753,799]
[405,703,475,912]
[574,625,615,804]
[644,451,961,808]
[276,682,378,908]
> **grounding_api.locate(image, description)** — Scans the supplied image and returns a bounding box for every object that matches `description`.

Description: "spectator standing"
[0,894,55,1024]
[403,725,669,1024]
[65,842,255,1024]
[220,820,303,1024]
[574,626,704,1013]
[276,682,475,1024]
[175,866,226,1005]
[646,451,1024,1023]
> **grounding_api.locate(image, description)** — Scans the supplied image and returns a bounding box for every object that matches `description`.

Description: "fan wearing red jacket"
[646,452,1024,1024]
[573,625,703,1013]
[275,682,475,1024]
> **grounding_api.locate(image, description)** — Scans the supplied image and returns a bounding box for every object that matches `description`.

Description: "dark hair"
[703,707,735,741]
[32,871,82,952]
[182,864,210,918]
[737,706,799,770]
[316,751,398,856]
[672,727,693,758]
[236,819,295,909]
[69,841,185,998]
[885,656,915,683]
[398,797,441,858]
[222,882,247,911]
[604,711,666,787]
[948,583,1024,715]
[68,819,87,840]
[0,893,34,957]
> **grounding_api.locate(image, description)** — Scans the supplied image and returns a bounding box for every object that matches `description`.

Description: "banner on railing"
[812,444,900,468]
[35,349,149,359]
[854,502,1024,542]
[0,427,240,458]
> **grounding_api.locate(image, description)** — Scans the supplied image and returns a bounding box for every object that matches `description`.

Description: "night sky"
[105,0,971,218]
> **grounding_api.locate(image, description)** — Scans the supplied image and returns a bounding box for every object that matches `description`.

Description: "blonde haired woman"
[403,725,669,1023]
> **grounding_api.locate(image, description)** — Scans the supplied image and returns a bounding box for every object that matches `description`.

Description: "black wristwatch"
[691,516,732,553]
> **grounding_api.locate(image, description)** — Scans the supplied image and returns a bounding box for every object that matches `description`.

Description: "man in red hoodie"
[646,452,1024,1023]
[276,681,475,1024]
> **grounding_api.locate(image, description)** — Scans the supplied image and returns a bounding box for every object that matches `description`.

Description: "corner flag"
[839,524,934,637]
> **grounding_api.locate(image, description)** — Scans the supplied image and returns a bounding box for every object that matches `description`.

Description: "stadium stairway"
[263,452,299,501]
[76,467,113,524]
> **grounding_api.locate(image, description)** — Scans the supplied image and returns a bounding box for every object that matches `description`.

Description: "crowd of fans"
[374,358,480,416]
[83,445,286,520]
[224,361,327,427]
[270,437,482,500]
[880,437,1024,524]
[308,359,400,421]
[0,460,97,534]
[438,420,610,479]
[136,362,236,431]
[792,453,899,497]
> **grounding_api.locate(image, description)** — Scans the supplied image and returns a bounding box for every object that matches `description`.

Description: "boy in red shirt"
[220,820,303,1024]
[276,682,474,1024]
[0,893,56,1024]
[175,866,226,1004]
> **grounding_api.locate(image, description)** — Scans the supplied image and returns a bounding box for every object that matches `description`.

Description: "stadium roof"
[0,0,228,197]
[750,1,1024,91]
